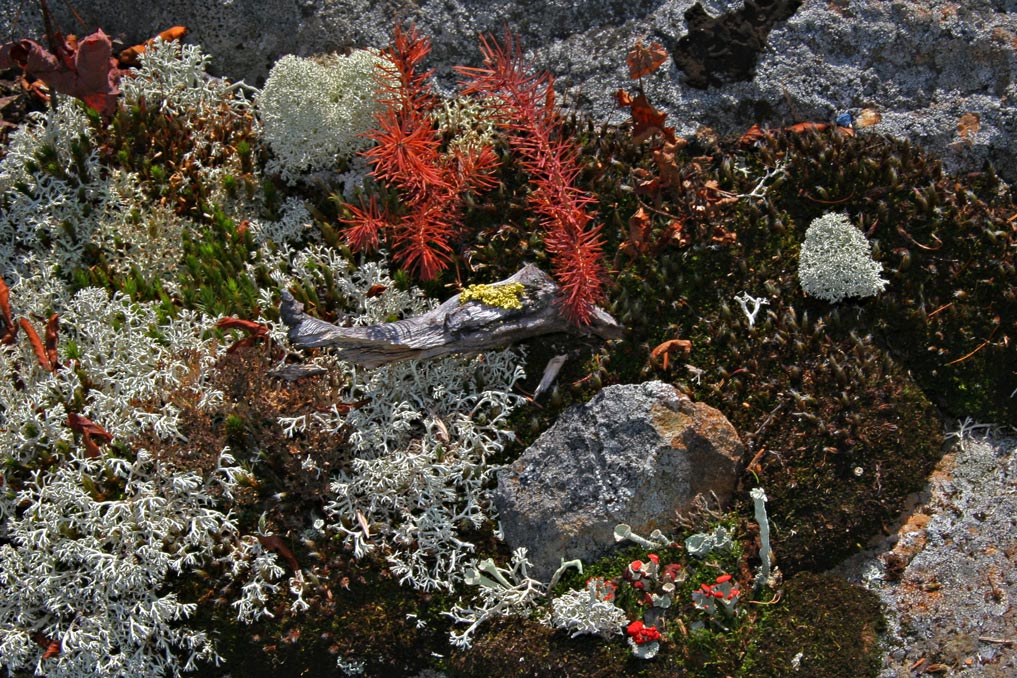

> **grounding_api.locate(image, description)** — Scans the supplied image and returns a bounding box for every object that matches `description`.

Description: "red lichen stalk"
[458,33,606,324]
[343,24,498,281]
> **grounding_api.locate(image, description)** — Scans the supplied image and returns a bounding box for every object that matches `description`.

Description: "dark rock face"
[671,0,803,88]
[494,381,743,579]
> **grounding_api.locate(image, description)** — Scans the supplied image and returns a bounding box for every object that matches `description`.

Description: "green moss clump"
[744,572,884,677]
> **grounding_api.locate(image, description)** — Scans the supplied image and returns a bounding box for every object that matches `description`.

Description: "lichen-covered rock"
[16,1,1017,179]
[494,381,743,579]
[836,431,1017,676]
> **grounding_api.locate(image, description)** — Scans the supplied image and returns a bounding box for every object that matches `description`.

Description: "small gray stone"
[494,381,743,579]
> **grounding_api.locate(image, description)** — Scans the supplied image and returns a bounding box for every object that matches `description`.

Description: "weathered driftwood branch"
[279,265,623,368]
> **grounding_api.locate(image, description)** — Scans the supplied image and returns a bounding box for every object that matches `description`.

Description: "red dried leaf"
[784,121,853,137]
[67,412,113,458]
[663,218,690,248]
[334,398,371,414]
[44,314,60,370]
[0,29,123,117]
[627,40,668,80]
[216,317,270,337]
[650,338,692,371]
[42,639,61,660]
[19,318,53,372]
[784,121,829,134]
[626,206,652,256]
[617,89,673,143]
[738,123,768,147]
[258,534,301,573]
[0,278,15,345]
[33,632,61,660]
[216,317,270,354]
[629,93,668,143]
[117,25,188,68]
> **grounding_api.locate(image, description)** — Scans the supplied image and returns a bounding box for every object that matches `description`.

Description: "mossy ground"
[3,52,1015,674]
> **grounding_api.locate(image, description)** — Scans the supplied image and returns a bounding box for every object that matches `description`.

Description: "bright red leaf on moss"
[19,318,53,372]
[33,633,60,660]
[216,316,271,353]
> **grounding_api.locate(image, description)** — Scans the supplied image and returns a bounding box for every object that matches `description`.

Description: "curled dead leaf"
[855,108,881,128]
[216,317,271,353]
[118,26,188,67]
[738,123,768,147]
[650,338,692,371]
[626,39,668,80]
[33,633,60,660]
[67,412,114,458]
[0,29,123,117]
[626,207,652,256]
[19,318,52,372]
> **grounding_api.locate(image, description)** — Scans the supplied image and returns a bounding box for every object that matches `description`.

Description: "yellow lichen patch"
[459,282,526,310]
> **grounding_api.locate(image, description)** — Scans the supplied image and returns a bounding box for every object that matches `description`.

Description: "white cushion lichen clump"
[797,212,888,303]
[257,50,385,182]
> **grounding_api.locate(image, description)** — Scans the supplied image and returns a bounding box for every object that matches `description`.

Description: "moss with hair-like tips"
[744,572,884,678]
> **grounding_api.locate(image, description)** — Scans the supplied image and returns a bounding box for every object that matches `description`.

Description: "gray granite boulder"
[493,381,743,579]
[6,0,1016,181]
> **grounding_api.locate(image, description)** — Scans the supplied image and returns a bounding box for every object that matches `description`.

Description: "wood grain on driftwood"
[279,265,623,368]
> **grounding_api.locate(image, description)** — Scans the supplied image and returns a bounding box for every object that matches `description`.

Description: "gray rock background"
[3,0,1016,180]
